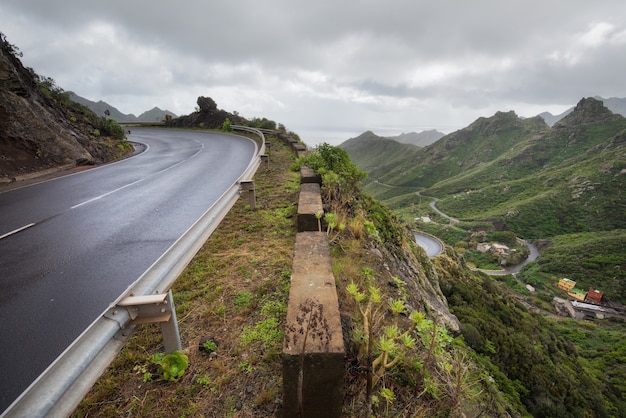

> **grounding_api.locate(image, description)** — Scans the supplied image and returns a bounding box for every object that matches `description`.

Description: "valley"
[342,97,626,306]
[339,100,626,415]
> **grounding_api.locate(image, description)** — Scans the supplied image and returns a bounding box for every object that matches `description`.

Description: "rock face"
[0,33,128,181]
[554,97,622,128]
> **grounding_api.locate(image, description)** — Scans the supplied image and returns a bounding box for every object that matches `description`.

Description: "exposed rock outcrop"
[0,33,129,181]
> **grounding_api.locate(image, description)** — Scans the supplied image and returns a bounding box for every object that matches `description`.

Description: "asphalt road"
[413,232,444,257]
[0,129,257,411]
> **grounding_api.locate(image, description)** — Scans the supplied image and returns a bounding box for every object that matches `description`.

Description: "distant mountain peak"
[386,130,445,147]
[554,97,620,128]
[68,92,176,123]
[539,96,626,126]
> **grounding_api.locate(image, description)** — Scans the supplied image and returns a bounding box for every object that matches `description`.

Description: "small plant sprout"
[324,213,346,243]
[196,375,211,389]
[151,350,189,382]
[389,299,406,318]
[380,386,396,415]
[202,339,218,353]
[315,211,324,232]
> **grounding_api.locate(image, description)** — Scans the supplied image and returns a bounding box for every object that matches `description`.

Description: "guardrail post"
[261,154,269,168]
[240,180,256,210]
[161,290,182,352]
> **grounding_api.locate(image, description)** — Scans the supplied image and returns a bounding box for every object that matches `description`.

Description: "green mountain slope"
[349,111,548,189]
[340,130,421,172]
[342,97,626,302]
[344,98,626,238]
[433,99,626,237]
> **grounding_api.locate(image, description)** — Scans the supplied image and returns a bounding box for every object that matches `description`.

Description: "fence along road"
[0,128,265,417]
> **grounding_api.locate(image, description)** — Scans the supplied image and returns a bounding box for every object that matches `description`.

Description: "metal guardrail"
[2,128,266,418]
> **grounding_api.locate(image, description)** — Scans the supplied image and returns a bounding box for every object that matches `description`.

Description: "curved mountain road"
[412,194,539,274]
[0,129,257,411]
[413,232,444,257]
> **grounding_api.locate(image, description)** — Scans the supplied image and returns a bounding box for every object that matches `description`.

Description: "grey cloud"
[1,0,626,145]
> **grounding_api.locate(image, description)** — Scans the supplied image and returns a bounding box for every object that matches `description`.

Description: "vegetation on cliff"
[0,32,131,181]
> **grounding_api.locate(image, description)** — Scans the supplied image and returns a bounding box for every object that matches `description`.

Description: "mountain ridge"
[385,129,445,147]
[538,96,626,126]
[68,92,177,123]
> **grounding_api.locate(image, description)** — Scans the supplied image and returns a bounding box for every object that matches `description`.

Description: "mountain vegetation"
[342,97,626,304]
[337,97,626,415]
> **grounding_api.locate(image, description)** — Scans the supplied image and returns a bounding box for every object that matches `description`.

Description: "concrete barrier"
[271,134,344,416]
[300,166,322,184]
[282,232,345,418]
[294,143,307,158]
[297,183,324,232]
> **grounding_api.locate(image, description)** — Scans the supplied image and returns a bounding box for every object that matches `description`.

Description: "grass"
[73,133,299,417]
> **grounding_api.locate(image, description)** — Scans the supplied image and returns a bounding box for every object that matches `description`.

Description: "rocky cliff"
[0,33,130,182]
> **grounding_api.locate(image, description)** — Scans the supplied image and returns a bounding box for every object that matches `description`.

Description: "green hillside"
[359,111,548,189]
[339,130,421,172]
[341,97,626,303]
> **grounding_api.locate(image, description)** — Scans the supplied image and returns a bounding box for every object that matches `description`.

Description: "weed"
[238,360,253,374]
[196,375,211,389]
[260,300,287,317]
[201,339,218,353]
[233,291,254,309]
[240,317,283,349]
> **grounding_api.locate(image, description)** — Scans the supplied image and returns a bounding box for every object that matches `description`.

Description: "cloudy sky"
[2,0,626,146]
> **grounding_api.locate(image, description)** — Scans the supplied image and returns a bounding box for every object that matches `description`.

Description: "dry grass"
[73,134,300,417]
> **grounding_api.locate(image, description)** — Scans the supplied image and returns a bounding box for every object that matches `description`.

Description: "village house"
[557,278,577,292]
[585,288,603,304]
[491,243,510,255]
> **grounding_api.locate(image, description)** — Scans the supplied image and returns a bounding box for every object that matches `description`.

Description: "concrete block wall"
[297,183,323,232]
[271,132,344,417]
[282,232,345,417]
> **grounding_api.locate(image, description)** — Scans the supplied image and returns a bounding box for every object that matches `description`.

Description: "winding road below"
[412,193,539,274]
[0,129,257,412]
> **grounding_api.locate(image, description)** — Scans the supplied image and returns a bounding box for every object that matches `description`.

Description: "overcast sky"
[2,0,626,146]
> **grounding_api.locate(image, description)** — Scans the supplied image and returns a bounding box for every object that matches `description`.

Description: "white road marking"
[0,223,36,240]
[70,179,144,209]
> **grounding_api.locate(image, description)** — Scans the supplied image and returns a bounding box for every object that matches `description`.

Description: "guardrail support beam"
[117,290,182,352]
[240,180,256,210]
